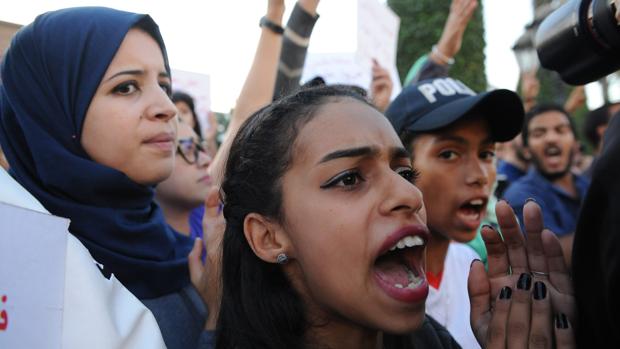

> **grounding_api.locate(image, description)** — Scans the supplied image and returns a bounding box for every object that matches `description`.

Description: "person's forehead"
[105,29,166,74]
[294,99,401,162]
[529,111,570,128]
[175,101,191,110]
[418,117,492,144]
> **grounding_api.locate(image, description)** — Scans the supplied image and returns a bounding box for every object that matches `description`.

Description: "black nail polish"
[525,197,537,204]
[555,313,569,329]
[517,273,532,290]
[499,286,512,300]
[533,281,546,300]
[470,259,481,269]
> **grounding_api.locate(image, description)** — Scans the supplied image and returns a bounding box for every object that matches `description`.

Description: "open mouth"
[543,146,564,167]
[456,198,487,230]
[374,232,428,303]
[544,146,562,157]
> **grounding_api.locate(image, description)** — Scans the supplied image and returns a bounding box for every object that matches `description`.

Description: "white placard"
[357,0,400,73]
[302,0,402,99]
[302,53,366,88]
[172,69,213,133]
[0,202,69,349]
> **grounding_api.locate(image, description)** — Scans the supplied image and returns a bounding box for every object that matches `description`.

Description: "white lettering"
[449,78,476,96]
[433,79,456,95]
[418,84,437,103]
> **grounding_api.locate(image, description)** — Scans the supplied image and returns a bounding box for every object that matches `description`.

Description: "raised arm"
[273,0,320,100]
[209,0,285,186]
[404,0,478,84]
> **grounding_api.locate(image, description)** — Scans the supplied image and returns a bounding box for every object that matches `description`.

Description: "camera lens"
[536,0,620,85]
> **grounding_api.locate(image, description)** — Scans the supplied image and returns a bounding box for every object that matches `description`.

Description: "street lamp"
[512,29,539,74]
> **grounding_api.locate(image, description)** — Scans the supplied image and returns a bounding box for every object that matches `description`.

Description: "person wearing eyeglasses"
[156,122,213,237]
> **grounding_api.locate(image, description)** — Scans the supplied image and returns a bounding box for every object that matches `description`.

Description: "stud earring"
[276,253,288,264]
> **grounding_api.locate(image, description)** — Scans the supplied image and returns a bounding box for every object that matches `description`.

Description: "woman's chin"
[130,166,174,186]
[376,308,426,335]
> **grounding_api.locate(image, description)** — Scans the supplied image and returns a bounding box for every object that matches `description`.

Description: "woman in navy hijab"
[0,7,210,348]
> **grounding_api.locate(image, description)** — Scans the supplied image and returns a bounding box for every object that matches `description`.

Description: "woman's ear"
[244,213,291,264]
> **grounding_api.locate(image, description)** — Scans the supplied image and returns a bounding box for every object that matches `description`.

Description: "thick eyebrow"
[318,146,379,164]
[105,69,169,82]
[317,145,410,165]
[391,146,411,160]
[433,134,494,146]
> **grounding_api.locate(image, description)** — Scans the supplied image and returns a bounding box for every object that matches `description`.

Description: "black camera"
[536,0,620,85]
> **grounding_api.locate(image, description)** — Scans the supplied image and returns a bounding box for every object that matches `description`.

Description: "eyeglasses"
[177,137,209,165]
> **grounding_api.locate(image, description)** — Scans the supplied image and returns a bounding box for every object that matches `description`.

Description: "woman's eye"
[340,173,360,186]
[480,150,496,160]
[321,170,365,190]
[160,83,172,96]
[438,150,458,160]
[396,167,420,183]
[113,82,138,95]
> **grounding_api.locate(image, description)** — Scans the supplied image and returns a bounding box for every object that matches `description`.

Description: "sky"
[1,0,535,112]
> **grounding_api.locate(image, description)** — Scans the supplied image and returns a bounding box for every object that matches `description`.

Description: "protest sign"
[302,0,402,99]
[0,202,69,349]
[172,69,213,132]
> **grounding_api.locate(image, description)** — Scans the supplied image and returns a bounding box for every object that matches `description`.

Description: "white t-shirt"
[426,242,481,349]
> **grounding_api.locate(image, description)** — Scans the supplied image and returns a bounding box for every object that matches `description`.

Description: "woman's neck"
[426,230,451,275]
[156,200,191,236]
[306,321,381,349]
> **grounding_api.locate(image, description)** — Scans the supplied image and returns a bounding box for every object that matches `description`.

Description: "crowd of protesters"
[2,0,620,347]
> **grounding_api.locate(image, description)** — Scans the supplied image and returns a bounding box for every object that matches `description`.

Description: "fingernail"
[217,203,224,215]
[470,259,481,269]
[525,197,537,204]
[555,313,569,329]
[533,281,546,300]
[500,198,510,205]
[481,224,495,231]
[499,286,512,300]
[517,273,532,290]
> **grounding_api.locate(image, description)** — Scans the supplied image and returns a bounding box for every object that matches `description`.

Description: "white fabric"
[426,242,481,349]
[0,168,166,348]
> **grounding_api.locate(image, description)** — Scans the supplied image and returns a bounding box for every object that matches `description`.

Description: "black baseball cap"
[385,77,524,142]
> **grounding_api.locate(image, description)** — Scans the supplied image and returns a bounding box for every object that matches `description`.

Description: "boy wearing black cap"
[385,77,524,348]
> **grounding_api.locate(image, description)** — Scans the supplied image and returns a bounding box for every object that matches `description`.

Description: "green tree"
[387,0,487,91]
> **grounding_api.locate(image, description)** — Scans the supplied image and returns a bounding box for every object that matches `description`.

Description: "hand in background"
[432,0,478,64]
[370,59,393,113]
[564,86,586,114]
[520,72,540,112]
[188,187,225,330]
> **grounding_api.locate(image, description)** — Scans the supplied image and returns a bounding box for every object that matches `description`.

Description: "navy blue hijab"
[0,7,194,299]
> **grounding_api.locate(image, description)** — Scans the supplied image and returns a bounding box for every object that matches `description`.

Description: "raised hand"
[188,187,226,330]
[433,0,478,63]
[370,59,393,113]
[468,200,575,347]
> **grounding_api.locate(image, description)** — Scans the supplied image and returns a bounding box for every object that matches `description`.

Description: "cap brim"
[407,89,525,142]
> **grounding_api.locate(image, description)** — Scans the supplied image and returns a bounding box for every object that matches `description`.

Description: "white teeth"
[405,236,424,247]
[388,235,425,251]
[393,269,424,290]
[407,277,424,289]
[470,199,484,206]
[405,268,424,289]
